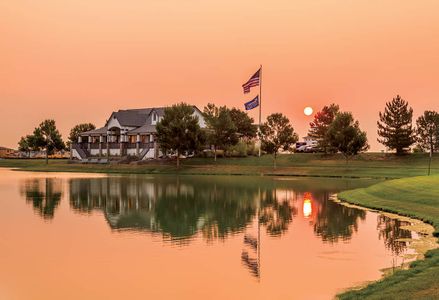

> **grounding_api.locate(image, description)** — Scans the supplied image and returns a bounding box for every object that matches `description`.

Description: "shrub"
[226,141,248,157]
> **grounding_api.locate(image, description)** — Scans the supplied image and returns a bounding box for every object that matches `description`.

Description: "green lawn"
[338,175,439,300]
[0,152,438,179]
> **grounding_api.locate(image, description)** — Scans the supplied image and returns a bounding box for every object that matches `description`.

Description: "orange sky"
[1,0,439,150]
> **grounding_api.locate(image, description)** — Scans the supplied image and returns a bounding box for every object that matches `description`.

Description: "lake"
[0,169,418,299]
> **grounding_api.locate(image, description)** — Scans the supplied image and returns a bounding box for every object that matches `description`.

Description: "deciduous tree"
[18,135,35,157]
[68,123,96,145]
[327,112,369,163]
[308,103,339,153]
[203,103,239,161]
[32,120,65,164]
[229,108,257,140]
[156,103,203,168]
[416,110,439,175]
[377,95,415,155]
[259,113,298,168]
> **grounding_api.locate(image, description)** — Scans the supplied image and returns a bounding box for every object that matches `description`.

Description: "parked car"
[296,144,308,153]
[304,145,319,153]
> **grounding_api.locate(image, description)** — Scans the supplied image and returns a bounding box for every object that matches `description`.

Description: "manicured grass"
[338,175,439,300]
[0,152,438,179]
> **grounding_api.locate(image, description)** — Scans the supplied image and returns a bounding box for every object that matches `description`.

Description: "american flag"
[242,68,260,94]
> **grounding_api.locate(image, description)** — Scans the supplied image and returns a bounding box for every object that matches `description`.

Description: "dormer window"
[152,113,157,123]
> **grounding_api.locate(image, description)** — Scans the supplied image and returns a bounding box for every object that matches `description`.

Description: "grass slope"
[338,175,439,300]
[0,153,438,179]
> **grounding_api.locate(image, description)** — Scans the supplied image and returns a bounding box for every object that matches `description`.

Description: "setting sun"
[304,107,313,116]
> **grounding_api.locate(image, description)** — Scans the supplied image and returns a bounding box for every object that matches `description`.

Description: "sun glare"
[304,107,313,116]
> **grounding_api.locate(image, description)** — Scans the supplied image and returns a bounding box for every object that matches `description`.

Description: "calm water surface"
[0,169,417,299]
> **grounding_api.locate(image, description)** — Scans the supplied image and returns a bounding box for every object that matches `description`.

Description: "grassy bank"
[338,175,439,299]
[0,152,438,179]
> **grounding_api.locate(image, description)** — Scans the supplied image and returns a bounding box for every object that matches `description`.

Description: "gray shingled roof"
[106,107,168,127]
[78,106,202,137]
[127,124,157,135]
[80,126,108,136]
[151,107,165,117]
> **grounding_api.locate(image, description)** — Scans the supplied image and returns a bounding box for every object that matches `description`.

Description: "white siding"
[193,110,206,128]
[106,117,122,129]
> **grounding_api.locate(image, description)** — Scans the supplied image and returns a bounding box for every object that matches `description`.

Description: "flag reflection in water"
[303,192,313,218]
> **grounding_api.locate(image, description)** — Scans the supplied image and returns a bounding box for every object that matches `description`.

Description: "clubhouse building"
[71,106,206,161]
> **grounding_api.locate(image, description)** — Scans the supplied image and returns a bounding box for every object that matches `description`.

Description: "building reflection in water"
[69,176,260,243]
[14,175,408,279]
[20,178,62,220]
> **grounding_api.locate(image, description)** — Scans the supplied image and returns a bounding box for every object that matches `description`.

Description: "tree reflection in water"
[64,176,413,278]
[311,191,366,243]
[69,176,259,243]
[259,189,296,237]
[20,178,62,220]
[377,215,411,255]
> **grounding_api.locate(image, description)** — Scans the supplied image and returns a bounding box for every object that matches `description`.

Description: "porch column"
[106,135,110,158]
[119,135,125,156]
[88,135,92,151]
[136,134,140,157]
[78,136,82,143]
[99,135,103,157]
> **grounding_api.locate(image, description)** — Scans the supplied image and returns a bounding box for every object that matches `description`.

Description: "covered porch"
[72,126,158,160]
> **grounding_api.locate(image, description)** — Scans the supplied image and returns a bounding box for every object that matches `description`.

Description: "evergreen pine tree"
[377,95,415,155]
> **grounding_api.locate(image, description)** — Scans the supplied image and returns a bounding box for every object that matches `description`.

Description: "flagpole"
[258,65,262,157]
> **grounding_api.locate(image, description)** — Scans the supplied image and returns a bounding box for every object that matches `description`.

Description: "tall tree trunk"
[273,152,277,168]
[45,149,48,165]
[214,145,217,162]
[428,147,432,176]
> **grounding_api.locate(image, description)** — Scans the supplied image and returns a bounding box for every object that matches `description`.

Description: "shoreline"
[331,194,438,296]
[0,154,438,180]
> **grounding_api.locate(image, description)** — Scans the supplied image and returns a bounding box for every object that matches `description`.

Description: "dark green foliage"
[308,103,339,153]
[229,108,257,140]
[26,119,66,164]
[18,135,38,157]
[203,103,239,161]
[416,110,439,155]
[377,95,415,154]
[259,113,298,167]
[68,123,96,144]
[156,103,203,167]
[21,178,62,219]
[327,112,369,162]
